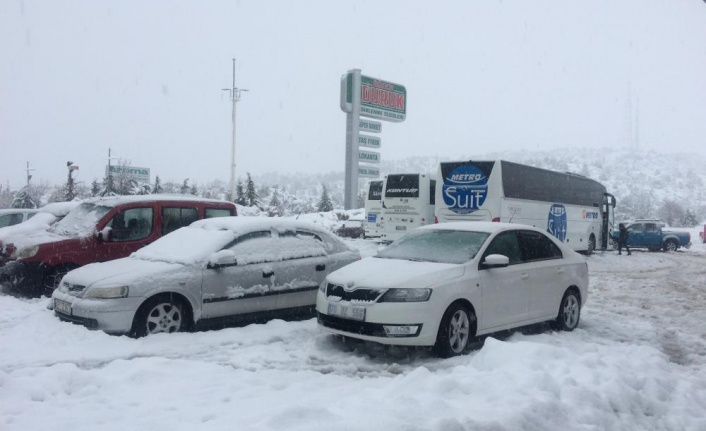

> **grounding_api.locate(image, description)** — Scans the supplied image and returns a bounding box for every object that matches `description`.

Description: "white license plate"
[395,226,406,231]
[55,299,72,315]
[327,303,365,321]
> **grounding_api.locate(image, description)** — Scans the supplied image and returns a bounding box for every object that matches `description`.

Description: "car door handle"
[263,271,274,278]
[316,264,326,271]
[521,272,529,280]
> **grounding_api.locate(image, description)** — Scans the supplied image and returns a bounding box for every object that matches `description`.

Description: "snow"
[1,230,705,430]
[0,212,61,252]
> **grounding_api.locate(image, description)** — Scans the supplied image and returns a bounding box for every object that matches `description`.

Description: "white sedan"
[316,222,588,357]
[52,217,360,336]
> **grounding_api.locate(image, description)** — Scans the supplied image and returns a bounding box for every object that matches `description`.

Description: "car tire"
[552,288,581,331]
[43,264,77,292]
[132,294,189,337]
[434,303,476,358]
[663,240,678,252]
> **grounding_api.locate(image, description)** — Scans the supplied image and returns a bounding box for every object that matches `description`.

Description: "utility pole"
[25,161,34,187]
[222,58,248,202]
[66,161,79,201]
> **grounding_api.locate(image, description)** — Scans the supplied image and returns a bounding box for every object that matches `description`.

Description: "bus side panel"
[435,161,500,223]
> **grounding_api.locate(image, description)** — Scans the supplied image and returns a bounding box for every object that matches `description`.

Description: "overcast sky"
[2,0,705,189]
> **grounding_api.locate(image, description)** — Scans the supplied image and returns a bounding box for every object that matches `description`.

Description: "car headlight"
[12,245,39,259]
[319,281,327,294]
[379,288,432,302]
[83,285,129,299]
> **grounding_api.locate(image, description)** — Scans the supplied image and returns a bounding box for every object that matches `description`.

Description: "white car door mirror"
[482,254,510,269]
[208,250,237,269]
[97,226,112,242]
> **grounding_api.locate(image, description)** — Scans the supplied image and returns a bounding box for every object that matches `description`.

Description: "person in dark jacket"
[618,223,631,255]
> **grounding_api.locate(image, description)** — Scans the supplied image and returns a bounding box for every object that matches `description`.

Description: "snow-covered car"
[335,219,365,239]
[52,217,361,336]
[316,222,588,357]
[0,208,39,228]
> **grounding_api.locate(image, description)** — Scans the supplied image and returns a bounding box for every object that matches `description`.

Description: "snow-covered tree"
[317,185,333,212]
[235,179,246,205]
[180,179,190,194]
[267,186,284,217]
[90,179,101,197]
[11,186,37,208]
[245,173,260,208]
[153,176,164,194]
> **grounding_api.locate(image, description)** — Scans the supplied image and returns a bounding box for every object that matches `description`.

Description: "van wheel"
[132,295,190,337]
[552,289,581,331]
[434,303,476,358]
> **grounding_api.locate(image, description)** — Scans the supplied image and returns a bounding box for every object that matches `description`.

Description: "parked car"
[335,219,365,239]
[612,220,691,252]
[0,208,39,229]
[316,222,588,358]
[0,195,236,291]
[51,217,361,336]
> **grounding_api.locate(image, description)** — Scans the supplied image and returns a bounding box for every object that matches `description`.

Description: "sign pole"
[344,69,362,210]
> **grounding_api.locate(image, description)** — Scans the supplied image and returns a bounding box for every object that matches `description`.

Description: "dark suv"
[0,195,236,291]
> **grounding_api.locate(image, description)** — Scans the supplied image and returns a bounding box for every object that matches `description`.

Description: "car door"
[200,231,280,319]
[643,223,662,249]
[627,223,644,247]
[272,230,330,311]
[99,207,156,261]
[478,230,531,330]
[517,230,567,320]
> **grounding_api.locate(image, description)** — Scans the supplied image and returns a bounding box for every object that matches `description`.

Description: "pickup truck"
[614,220,691,252]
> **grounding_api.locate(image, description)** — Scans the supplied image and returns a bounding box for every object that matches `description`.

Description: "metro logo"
[442,164,489,214]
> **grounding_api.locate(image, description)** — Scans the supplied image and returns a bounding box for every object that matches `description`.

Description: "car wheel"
[434,303,476,358]
[663,240,678,252]
[553,289,581,331]
[132,295,188,337]
[43,264,77,292]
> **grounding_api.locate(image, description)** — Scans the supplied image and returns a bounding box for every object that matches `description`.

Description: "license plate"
[396,226,406,231]
[54,299,72,315]
[327,303,365,321]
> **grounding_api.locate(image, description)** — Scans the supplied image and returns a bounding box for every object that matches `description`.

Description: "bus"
[435,160,616,254]
[364,180,384,238]
[380,173,436,243]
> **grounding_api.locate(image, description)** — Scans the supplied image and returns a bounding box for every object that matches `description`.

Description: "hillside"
[252,148,706,225]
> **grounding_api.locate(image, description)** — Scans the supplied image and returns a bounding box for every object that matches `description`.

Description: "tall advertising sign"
[340,69,406,209]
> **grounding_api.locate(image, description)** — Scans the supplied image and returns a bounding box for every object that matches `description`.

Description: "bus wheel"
[585,235,595,256]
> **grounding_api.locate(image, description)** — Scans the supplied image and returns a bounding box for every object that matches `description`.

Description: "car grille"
[325,283,384,303]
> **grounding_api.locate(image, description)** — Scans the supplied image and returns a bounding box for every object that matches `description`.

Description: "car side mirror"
[96,226,112,242]
[207,250,237,269]
[481,254,510,269]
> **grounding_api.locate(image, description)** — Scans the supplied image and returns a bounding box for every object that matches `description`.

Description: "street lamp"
[222,58,248,202]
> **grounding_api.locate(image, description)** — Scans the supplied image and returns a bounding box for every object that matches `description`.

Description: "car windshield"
[52,203,112,237]
[376,229,489,264]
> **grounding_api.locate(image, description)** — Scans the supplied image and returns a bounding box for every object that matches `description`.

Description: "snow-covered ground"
[1,230,705,431]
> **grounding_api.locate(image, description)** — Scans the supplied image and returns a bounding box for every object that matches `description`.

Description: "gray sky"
[2,0,705,189]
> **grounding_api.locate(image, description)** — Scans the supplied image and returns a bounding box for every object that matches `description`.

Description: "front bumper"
[315,295,439,347]
[52,289,144,334]
[0,261,47,291]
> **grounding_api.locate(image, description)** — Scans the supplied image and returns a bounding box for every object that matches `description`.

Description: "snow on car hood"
[325,256,465,290]
[61,257,183,289]
[0,212,63,250]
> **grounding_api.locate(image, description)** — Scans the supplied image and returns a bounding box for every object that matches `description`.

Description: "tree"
[11,186,36,209]
[317,185,333,212]
[235,179,246,205]
[267,186,284,217]
[91,179,101,197]
[153,176,164,194]
[658,199,685,227]
[682,209,698,228]
[190,182,198,196]
[180,178,190,194]
[245,173,260,208]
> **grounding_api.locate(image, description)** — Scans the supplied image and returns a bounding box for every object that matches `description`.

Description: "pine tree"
[180,178,190,194]
[245,173,260,208]
[153,176,164,194]
[91,179,101,197]
[190,183,198,196]
[317,185,333,212]
[235,179,246,205]
[268,186,283,217]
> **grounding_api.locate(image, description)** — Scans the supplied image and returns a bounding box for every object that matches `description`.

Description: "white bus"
[364,180,384,238]
[435,160,616,254]
[380,173,436,243]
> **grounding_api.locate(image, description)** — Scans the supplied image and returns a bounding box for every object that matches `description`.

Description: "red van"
[0,195,237,292]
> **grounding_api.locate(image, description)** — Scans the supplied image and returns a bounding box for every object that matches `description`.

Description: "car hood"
[61,257,185,289]
[326,256,465,290]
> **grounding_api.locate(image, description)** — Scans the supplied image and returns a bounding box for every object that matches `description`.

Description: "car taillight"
[434,215,438,223]
[492,217,500,222]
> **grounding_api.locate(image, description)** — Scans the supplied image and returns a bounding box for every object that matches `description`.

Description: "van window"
[108,208,154,242]
[205,208,234,218]
[162,207,199,235]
